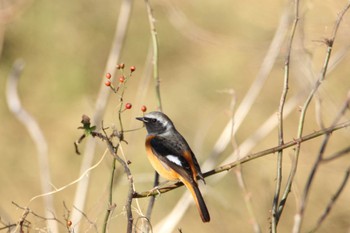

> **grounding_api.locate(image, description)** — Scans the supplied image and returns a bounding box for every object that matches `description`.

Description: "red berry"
[130,66,136,72]
[125,103,132,109]
[105,80,111,86]
[105,73,112,79]
[119,75,125,83]
[141,105,147,112]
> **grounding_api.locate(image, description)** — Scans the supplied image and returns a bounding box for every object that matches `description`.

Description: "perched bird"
[136,111,210,222]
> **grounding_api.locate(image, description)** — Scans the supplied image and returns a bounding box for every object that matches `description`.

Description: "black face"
[136,111,174,135]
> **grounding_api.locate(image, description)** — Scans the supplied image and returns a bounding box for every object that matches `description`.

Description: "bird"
[136,111,210,222]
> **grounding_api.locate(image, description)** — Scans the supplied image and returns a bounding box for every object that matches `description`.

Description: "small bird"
[136,111,210,222]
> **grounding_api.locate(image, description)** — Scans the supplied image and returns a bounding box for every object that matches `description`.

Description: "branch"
[309,167,350,233]
[5,60,58,233]
[144,0,163,224]
[292,92,350,233]
[271,0,300,231]
[322,145,350,162]
[104,137,134,233]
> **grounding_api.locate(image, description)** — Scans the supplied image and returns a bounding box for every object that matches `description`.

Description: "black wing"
[149,136,194,179]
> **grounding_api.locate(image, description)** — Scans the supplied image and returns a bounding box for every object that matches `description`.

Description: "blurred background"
[1,0,350,232]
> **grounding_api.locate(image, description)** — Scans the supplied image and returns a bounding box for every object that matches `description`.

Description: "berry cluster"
[104,63,147,113]
[104,63,135,90]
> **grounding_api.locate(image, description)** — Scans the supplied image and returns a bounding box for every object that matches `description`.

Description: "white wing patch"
[165,155,182,166]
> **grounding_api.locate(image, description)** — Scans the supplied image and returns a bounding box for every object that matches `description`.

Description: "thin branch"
[5,59,58,233]
[145,0,162,112]
[104,137,135,233]
[309,167,350,233]
[271,1,300,231]
[292,92,350,233]
[72,205,98,232]
[102,158,118,233]
[322,145,350,162]
[144,0,163,225]
[29,150,107,203]
[10,202,65,233]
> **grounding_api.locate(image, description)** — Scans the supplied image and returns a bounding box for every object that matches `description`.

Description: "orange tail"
[182,179,210,222]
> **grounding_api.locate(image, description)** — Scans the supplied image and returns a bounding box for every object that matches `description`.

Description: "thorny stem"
[292,93,350,233]
[271,0,299,231]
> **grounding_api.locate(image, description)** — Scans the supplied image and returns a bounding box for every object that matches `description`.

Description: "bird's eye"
[151,118,157,123]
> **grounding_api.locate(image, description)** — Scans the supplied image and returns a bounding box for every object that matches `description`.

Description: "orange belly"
[146,146,179,180]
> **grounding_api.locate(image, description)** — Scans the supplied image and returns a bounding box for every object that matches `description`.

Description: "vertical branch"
[309,167,350,233]
[271,0,300,230]
[102,158,118,233]
[277,1,350,222]
[70,0,133,230]
[5,60,58,233]
[104,140,134,233]
[145,0,163,112]
[144,0,163,223]
[292,93,350,233]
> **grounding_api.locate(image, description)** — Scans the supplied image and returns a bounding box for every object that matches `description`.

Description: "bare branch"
[271,0,300,231]
[144,0,163,225]
[5,60,58,233]
[309,167,350,233]
[292,92,350,233]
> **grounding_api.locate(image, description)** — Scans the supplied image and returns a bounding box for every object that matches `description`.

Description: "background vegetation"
[0,0,349,232]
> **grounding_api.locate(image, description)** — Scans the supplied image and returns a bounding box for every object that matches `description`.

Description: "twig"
[29,150,107,203]
[72,205,98,232]
[133,120,350,198]
[144,0,162,111]
[70,0,133,229]
[144,0,163,225]
[322,145,350,162]
[277,2,350,224]
[11,201,65,233]
[271,0,300,231]
[309,167,350,233]
[102,158,118,233]
[5,59,58,233]
[292,92,350,233]
[104,137,135,233]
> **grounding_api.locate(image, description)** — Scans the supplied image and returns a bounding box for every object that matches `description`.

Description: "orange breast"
[145,136,179,181]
